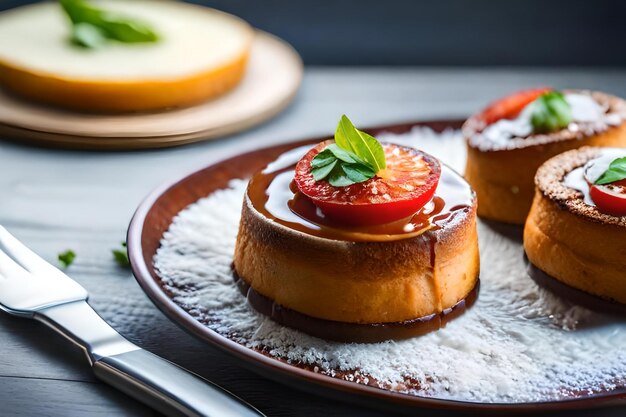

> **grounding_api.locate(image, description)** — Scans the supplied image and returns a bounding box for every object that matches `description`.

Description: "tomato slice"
[479,87,552,125]
[590,179,626,217]
[294,141,441,226]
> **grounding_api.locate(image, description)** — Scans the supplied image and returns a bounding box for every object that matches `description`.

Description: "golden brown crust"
[463,90,626,224]
[233,193,479,324]
[534,146,626,227]
[524,190,626,304]
[0,50,250,112]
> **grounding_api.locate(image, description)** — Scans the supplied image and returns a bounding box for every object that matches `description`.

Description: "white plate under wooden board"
[0,31,303,150]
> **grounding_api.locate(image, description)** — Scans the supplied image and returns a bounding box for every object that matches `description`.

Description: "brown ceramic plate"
[127,119,626,414]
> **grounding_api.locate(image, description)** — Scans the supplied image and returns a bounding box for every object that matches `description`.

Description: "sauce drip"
[248,146,474,242]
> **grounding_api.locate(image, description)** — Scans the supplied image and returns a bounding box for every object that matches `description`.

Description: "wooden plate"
[0,31,302,150]
[127,120,626,413]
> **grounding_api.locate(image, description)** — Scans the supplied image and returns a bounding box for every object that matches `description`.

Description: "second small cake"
[464,89,626,224]
[0,1,253,112]
[524,147,626,305]
[233,116,480,342]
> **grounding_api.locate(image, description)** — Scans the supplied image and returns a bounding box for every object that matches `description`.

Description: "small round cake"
[233,118,479,342]
[524,147,626,305]
[464,89,626,224]
[0,1,253,112]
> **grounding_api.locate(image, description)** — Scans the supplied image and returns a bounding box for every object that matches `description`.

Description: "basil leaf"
[335,115,386,172]
[595,157,626,185]
[58,250,76,268]
[311,159,338,181]
[326,143,361,164]
[112,249,129,267]
[112,242,130,268]
[59,0,159,48]
[310,145,377,186]
[309,115,387,187]
[342,163,375,183]
[94,12,159,43]
[328,166,356,187]
[71,22,107,48]
[530,91,572,133]
[60,0,96,24]
[334,116,360,155]
[354,129,386,171]
[311,149,337,168]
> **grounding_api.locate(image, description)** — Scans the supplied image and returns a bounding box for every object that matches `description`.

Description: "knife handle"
[36,301,264,417]
[93,349,263,417]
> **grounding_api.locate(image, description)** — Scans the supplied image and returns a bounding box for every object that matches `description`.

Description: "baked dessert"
[233,116,480,342]
[464,88,626,224]
[524,147,626,305]
[0,1,253,112]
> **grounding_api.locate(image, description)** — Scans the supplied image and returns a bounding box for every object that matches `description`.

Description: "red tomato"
[479,87,552,125]
[294,142,441,226]
[590,179,626,217]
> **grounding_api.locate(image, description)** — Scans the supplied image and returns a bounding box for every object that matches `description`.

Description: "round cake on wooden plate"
[0,1,253,112]
[464,88,626,224]
[233,116,480,342]
[524,146,626,305]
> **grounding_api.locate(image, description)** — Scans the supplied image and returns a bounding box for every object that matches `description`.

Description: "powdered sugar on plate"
[153,127,626,403]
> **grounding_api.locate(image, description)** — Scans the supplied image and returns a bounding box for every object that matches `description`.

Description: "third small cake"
[524,147,626,305]
[464,88,626,224]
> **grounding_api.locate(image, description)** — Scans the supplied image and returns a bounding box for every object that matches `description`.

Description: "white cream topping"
[567,93,606,121]
[482,104,534,143]
[482,93,608,145]
[564,167,594,206]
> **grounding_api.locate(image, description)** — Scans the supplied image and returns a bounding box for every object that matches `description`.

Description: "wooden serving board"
[0,31,302,150]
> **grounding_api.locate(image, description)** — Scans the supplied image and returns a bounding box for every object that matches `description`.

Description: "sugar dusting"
[154,127,626,403]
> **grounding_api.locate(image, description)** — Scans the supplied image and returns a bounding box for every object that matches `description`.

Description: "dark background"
[2,0,626,66]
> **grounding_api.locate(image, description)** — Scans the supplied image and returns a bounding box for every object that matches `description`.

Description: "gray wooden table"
[1,68,625,417]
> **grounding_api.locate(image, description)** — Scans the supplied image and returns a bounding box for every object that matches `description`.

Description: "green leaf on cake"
[310,115,387,187]
[530,91,572,133]
[59,0,159,49]
[335,115,386,171]
[341,163,375,183]
[71,22,107,48]
[311,149,338,169]
[311,159,338,181]
[595,157,626,185]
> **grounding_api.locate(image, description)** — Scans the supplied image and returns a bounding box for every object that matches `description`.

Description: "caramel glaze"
[233,268,480,343]
[247,155,474,243]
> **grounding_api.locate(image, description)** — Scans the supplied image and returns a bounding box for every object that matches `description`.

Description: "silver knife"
[0,225,264,417]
